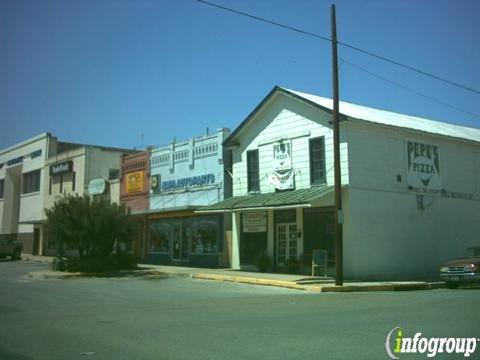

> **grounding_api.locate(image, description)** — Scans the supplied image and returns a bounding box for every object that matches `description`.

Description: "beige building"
[42,144,136,255]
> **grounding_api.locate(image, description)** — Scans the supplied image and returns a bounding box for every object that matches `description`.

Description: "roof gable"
[225,86,480,146]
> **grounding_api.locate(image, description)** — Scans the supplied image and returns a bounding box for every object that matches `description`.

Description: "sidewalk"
[21,254,443,292]
[137,263,443,293]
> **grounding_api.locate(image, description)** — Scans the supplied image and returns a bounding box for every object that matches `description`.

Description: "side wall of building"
[344,120,480,280]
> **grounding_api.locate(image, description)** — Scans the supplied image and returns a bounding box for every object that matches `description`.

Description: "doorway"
[171,221,188,261]
[276,223,297,265]
[33,228,40,255]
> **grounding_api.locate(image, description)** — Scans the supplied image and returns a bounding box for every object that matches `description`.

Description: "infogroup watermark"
[385,327,479,359]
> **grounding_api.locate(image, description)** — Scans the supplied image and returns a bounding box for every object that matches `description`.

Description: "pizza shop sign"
[406,140,441,190]
[268,141,294,190]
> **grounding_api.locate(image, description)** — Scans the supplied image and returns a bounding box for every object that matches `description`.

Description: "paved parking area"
[1,260,479,360]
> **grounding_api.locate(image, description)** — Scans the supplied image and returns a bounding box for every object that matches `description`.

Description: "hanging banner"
[268,141,294,190]
[406,140,441,191]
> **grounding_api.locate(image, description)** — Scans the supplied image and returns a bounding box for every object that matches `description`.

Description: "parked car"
[440,247,480,288]
[0,237,23,260]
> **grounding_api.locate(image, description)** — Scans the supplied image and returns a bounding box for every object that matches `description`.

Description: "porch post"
[231,212,241,269]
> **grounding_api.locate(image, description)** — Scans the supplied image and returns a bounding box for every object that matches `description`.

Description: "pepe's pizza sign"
[406,140,441,190]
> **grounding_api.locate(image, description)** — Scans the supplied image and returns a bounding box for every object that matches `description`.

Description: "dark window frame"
[22,169,41,194]
[309,137,326,185]
[0,179,4,198]
[247,149,260,192]
[72,172,76,192]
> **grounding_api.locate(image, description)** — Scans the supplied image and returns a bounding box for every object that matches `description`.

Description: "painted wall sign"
[125,171,144,193]
[161,174,215,192]
[406,140,441,190]
[88,178,108,195]
[268,141,294,190]
[50,160,73,175]
[243,212,267,233]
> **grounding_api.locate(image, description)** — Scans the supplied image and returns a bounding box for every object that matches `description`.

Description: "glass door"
[276,223,297,265]
[172,220,188,261]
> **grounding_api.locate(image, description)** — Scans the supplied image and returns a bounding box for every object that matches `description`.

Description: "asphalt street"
[0,260,479,360]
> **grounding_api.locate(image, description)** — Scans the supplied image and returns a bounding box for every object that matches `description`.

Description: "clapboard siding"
[232,92,349,197]
[347,120,480,195]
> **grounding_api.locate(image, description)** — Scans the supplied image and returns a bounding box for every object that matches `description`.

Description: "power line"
[196,0,331,41]
[341,58,480,120]
[196,0,480,96]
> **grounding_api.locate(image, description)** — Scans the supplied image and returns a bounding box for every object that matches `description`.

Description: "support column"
[267,209,274,259]
[231,212,241,269]
[296,207,304,260]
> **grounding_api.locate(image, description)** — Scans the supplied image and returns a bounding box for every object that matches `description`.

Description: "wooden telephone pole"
[331,4,343,286]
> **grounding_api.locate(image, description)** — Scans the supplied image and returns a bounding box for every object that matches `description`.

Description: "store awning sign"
[243,212,267,232]
[50,160,73,175]
[406,140,441,190]
[268,141,294,190]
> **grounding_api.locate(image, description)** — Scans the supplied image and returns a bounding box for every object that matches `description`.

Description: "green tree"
[45,194,134,258]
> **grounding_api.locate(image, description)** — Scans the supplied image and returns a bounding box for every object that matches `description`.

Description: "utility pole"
[331,4,343,286]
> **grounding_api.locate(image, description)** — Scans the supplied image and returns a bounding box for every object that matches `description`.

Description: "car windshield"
[464,247,480,258]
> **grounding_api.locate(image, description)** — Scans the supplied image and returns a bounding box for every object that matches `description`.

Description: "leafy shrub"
[286,258,300,274]
[255,253,271,272]
[45,194,135,260]
[65,254,138,273]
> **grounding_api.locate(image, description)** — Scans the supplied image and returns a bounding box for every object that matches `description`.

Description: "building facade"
[41,144,135,255]
[119,151,150,257]
[0,133,58,254]
[199,87,480,280]
[145,128,231,267]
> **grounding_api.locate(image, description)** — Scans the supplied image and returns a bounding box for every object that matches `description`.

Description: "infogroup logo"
[385,327,479,359]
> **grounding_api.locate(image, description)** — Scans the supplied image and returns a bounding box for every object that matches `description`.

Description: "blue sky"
[1,0,479,150]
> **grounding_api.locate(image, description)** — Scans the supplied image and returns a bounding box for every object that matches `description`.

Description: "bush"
[65,254,138,273]
[255,253,271,272]
[286,258,300,274]
[45,194,135,259]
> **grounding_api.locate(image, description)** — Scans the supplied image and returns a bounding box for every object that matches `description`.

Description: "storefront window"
[191,216,218,255]
[149,220,171,253]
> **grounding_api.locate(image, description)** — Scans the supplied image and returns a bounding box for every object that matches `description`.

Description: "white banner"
[268,141,294,190]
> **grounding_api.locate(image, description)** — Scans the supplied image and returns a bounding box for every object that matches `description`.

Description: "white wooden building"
[199,86,480,280]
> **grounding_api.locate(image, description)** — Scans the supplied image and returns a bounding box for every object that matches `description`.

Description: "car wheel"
[446,282,459,289]
[11,248,21,261]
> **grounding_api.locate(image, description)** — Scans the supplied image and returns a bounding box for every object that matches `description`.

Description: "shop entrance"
[276,223,297,265]
[171,221,188,261]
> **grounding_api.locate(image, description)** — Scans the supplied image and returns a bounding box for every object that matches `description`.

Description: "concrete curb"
[192,273,306,290]
[192,273,439,293]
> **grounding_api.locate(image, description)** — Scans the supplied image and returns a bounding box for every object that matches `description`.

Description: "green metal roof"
[197,186,333,212]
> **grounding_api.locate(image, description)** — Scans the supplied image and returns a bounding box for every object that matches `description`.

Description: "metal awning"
[195,186,334,213]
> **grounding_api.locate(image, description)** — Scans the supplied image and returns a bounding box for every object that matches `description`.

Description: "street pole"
[331,4,343,286]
